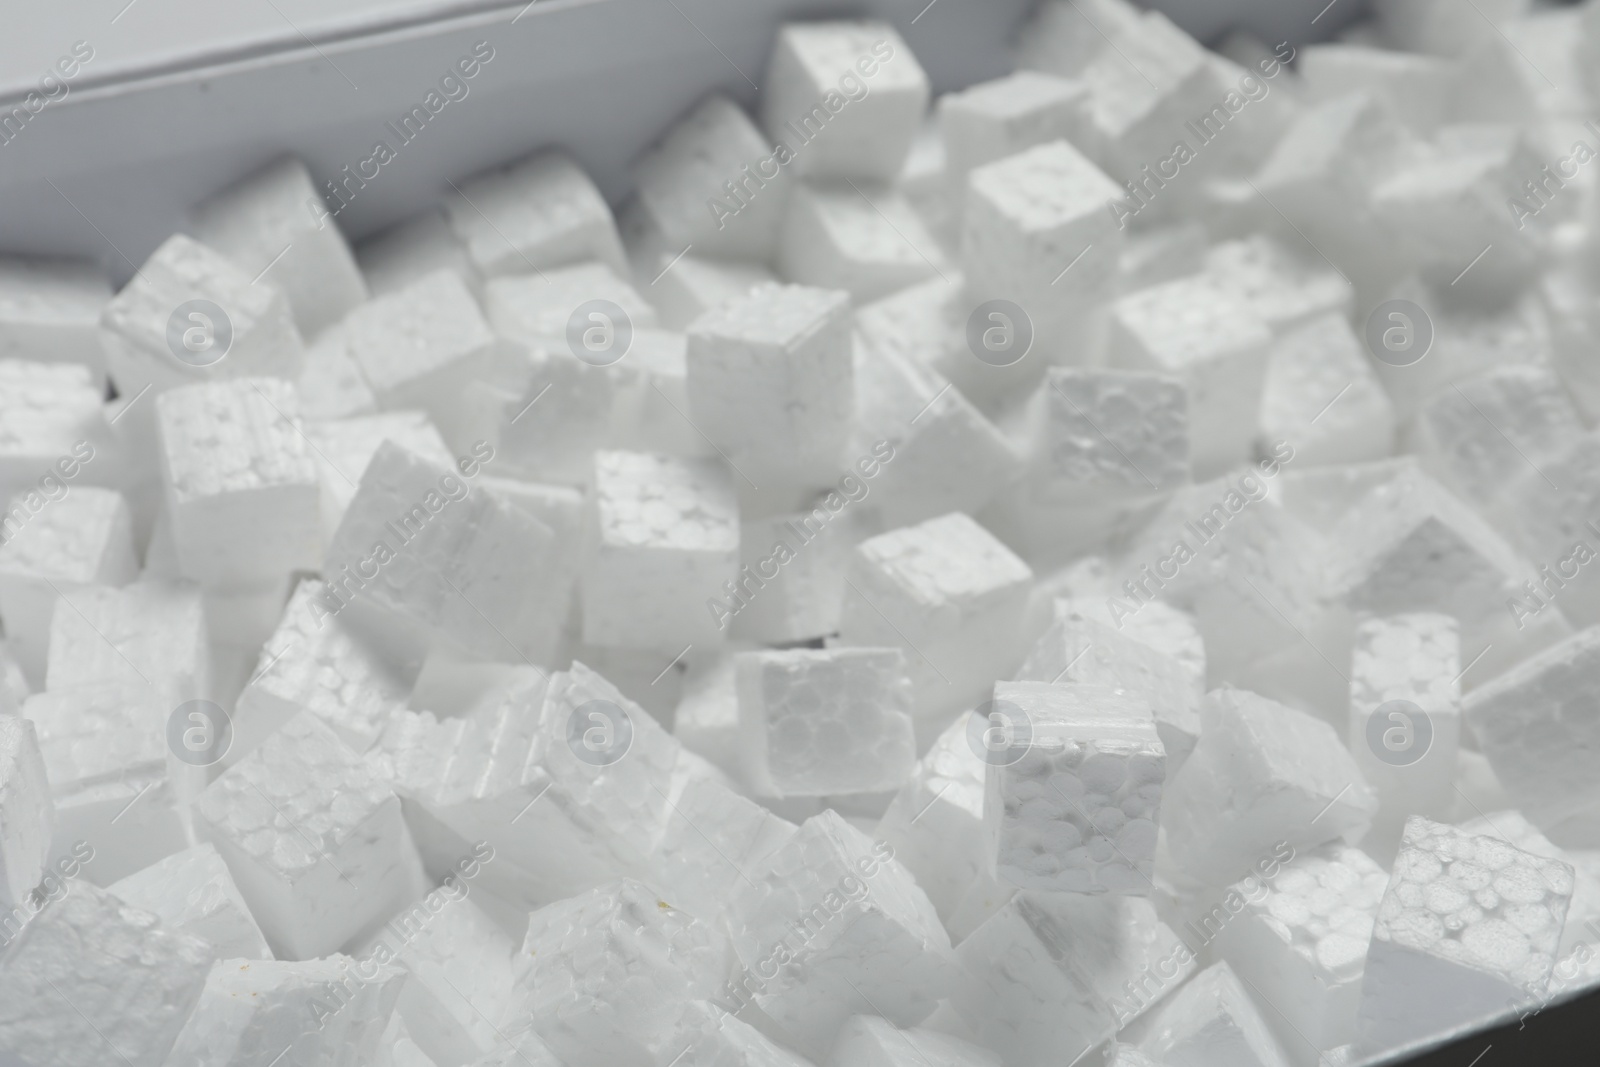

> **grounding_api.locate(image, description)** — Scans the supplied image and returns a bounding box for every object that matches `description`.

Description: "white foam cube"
[629,94,789,262]
[726,809,956,1054]
[0,715,50,908]
[0,879,212,1067]
[195,711,415,959]
[1356,816,1572,1055]
[0,486,136,683]
[761,21,930,180]
[109,842,272,960]
[686,283,854,493]
[99,234,305,399]
[1030,366,1190,504]
[304,409,454,543]
[986,681,1165,894]
[939,71,1087,208]
[1052,594,1207,693]
[45,580,211,702]
[0,255,111,374]
[0,358,116,506]
[1139,960,1293,1067]
[1015,0,1147,77]
[1110,276,1273,478]
[829,1014,1001,1067]
[1259,312,1395,466]
[737,647,916,797]
[156,377,321,589]
[1299,44,1452,132]
[582,450,738,649]
[296,317,379,419]
[445,150,626,277]
[840,512,1033,728]
[632,247,778,331]
[1201,236,1355,336]
[357,206,479,298]
[727,507,849,644]
[1164,689,1376,887]
[1216,843,1390,1055]
[484,260,659,351]
[480,346,617,486]
[673,647,748,780]
[325,441,564,662]
[383,894,519,1065]
[779,181,946,302]
[192,156,370,337]
[952,892,1194,1067]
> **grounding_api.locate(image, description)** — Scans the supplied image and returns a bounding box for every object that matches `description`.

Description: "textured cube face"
[0,256,110,373]
[1260,312,1395,466]
[939,71,1086,196]
[778,182,945,303]
[0,359,105,473]
[686,283,854,492]
[0,714,50,907]
[346,269,496,412]
[1202,236,1353,334]
[447,150,626,277]
[736,647,916,796]
[1035,367,1189,501]
[46,581,210,703]
[584,450,739,648]
[986,682,1165,894]
[484,261,658,351]
[109,842,272,960]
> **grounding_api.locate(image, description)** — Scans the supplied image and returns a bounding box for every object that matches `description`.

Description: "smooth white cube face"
[635,248,779,331]
[191,155,370,337]
[1300,44,1451,133]
[0,880,212,1067]
[0,255,111,376]
[1259,312,1395,466]
[304,409,454,543]
[1219,842,1389,1056]
[727,507,848,644]
[357,205,479,298]
[779,181,945,302]
[631,94,790,261]
[99,234,305,400]
[194,711,415,960]
[109,842,272,961]
[583,450,739,649]
[0,715,50,908]
[156,377,321,589]
[952,892,1194,1067]
[1163,689,1376,888]
[1139,960,1293,1067]
[985,682,1165,894]
[1032,366,1189,503]
[736,647,916,796]
[830,1014,1001,1067]
[0,486,137,683]
[1053,594,1207,687]
[1110,276,1273,478]
[325,441,563,662]
[446,150,626,277]
[296,318,377,419]
[507,878,726,1067]
[687,283,854,493]
[727,810,955,1055]
[45,581,210,703]
[1347,613,1461,837]
[484,260,659,352]
[481,346,616,487]
[939,71,1087,205]
[762,22,930,181]
[384,895,519,1065]
[0,359,114,507]
[840,512,1033,725]
[1357,817,1574,1056]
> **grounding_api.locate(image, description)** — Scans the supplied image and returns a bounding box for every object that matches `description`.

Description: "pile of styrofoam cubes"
[4,0,1600,1063]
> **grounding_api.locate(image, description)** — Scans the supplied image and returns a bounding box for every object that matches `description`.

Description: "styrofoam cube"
[0,255,111,375]
[1456,809,1600,960]
[165,954,405,1066]
[840,512,1033,731]
[629,94,790,262]
[1029,366,1189,504]
[477,345,617,486]
[304,409,454,542]
[673,646,749,780]
[484,260,659,351]
[985,681,1165,894]
[45,580,210,702]
[1356,816,1572,1056]
[829,1014,1001,1067]
[1139,960,1293,1067]
[779,181,946,302]
[192,156,370,336]
[0,879,212,1067]
[0,358,117,507]
[156,377,321,589]
[1498,432,1600,629]
[445,150,626,277]
[726,809,956,1054]
[1014,611,1202,772]
[1201,236,1354,336]
[630,246,778,331]
[582,450,739,649]
[383,894,519,1065]
[194,711,416,959]
[343,269,497,428]
[1051,594,1207,692]
[0,715,50,908]
[686,282,854,494]
[939,71,1086,209]
[1164,689,1376,887]
[761,21,930,181]
[1216,843,1390,1055]
[952,892,1194,1067]
[1259,312,1395,466]
[99,234,306,399]
[325,440,563,662]
[109,842,272,960]
[1015,0,1147,78]
[1347,613,1461,842]
[664,1001,819,1067]
[504,877,726,1067]
[0,485,137,683]
[737,647,916,796]
[1299,44,1452,132]
[357,205,479,298]
[726,507,850,644]
[297,317,379,419]
[1110,276,1272,478]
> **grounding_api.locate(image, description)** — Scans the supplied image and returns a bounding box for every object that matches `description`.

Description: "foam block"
[192,156,370,336]
[939,71,1086,210]
[0,358,116,507]
[728,507,850,644]
[297,318,380,419]
[1028,366,1190,504]
[1138,960,1292,1067]
[381,894,518,1065]
[357,206,479,298]
[304,409,454,543]
[1051,595,1207,693]
[737,647,916,796]
[109,842,272,960]
[484,260,660,352]
[0,255,111,375]
[780,181,945,302]
[1258,312,1395,466]
[445,150,626,277]
[1201,236,1354,336]
[45,580,211,703]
